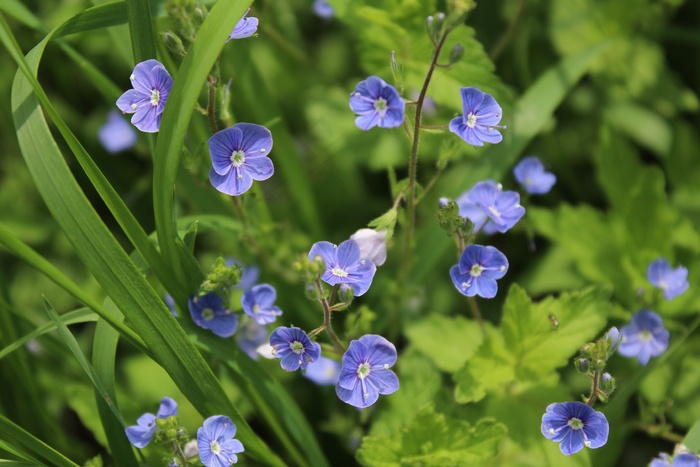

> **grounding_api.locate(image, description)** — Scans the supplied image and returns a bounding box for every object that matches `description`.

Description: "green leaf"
[125,0,156,64]
[683,419,700,453]
[358,406,506,467]
[0,413,78,467]
[405,314,483,373]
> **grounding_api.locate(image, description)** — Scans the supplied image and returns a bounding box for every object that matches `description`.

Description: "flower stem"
[170,440,187,466]
[314,280,346,353]
[468,296,486,337]
[490,0,528,61]
[206,75,219,135]
[586,371,600,406]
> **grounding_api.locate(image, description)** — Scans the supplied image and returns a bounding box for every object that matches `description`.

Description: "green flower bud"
[193,5,208,26]
[600,372,616,394]
[163,31,187,57]
[575,357,589,373]
[448,44,464,65]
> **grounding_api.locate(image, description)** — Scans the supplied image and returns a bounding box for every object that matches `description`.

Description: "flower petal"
[209,167,254,196]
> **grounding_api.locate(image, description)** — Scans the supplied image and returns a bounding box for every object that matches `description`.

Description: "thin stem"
[314,280,346,353]
[171,440,187,466]
[417,166,444,201]
[328,284,339,307]
[206,76,218,135]
[467,296,486,337]
[419,124,449,130]
[402,118,414,142]
[586,371,600,406]
[490,0,528,61]
[232,197,252,239]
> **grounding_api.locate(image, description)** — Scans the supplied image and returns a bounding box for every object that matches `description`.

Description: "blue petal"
[130,59,163,95]
[367,368,399,395]
[308,241,337,267]
[355,112,381,130]
[336,382,379,408]
[449,116,484,146]
[208,127,243,175]
[647,258,671,288]
[116,89,146,114]
[459,87,485,114]
[156,397,178,418]
[471,276,498,299]
[244,155,275,181]
[205,312,239,338]
[450,265,476,297]
[209,167,254,196]
[358,334,397,367]
[235,122,273,156]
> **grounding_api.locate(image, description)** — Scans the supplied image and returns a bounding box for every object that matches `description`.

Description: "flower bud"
[426,12,445,42]
[605,326,622,354]
[436,200,464,234]
[448,44,464,65]
[600,372,616,394]
[163,31,187,57]
[575,357,589,373]
[193,5,208,26]
[350,229,387,266]
[184,439,199,458]
[339,283,355,305]
[305,283,321,301]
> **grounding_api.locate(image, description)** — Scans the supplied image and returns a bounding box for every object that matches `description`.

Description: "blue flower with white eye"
[188,293,238,338]
[197,415,244,466]
[208,123,274,196]
[513,156,556,194]
[455,180,501,234]
[450,244,508,299]
[227,8,258,41]
[541,401,609,455]
[468,181,525,233]
[618,310,669,366]
[269,326,321,371]
[308,239,377,296]
[125,397,178,448]
[449,87,504,146]
[98,110,137,153]
[349,76,405,130]
[116,60,173,133]
[241,284,283,325]
[647,258,689,300]
[336,334,399,408]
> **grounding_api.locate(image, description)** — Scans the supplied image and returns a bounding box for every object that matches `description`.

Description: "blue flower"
[349,76,405,130]
[513,156,556,194]
[116,59,173,133]
[208,123,274,196]
[336,334,399,408]
[241,284,283,325]
[313,0,334,18]
[125,397,178,448]
[618,310,669,366]
[188,293,238,338]
[269,326,321,371]
[304,356,341,386]
[450,244,508,299]
[605,327,622,353]
[308,240,377,296]
[541,401,609,455]
[455,180,500,234]
[651,452,700,467]
[225,258,260,290]
[235,317,268,359]
[197,415,244,466]
[647,258,689,300]
[468,181,525,233]
[227,8,258,41]
[98,110,137,153]
[449,87,504,146]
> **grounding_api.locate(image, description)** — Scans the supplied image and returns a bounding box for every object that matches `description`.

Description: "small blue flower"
[308,240,377,296]
[304,356,341,386]
[227,8,258,41]
[541,401,609,455]
[618,310,669,366]
[468,181,525,233]
[336,334,399,408]
[225,258,260,290]
[269,326,321,371]
[241,284,283,325]
[513,156,556,194]
[197,415,244,466]
[605,327,622,353]
[235,317,268,359]
[188,293,238,338]
[98,110,137,153]
[349,76,405,130]
[648,258,689,300]
[125,397,178,448]
[450,244,508,299]
[651,452,700,467]
[116,60,173,133]
[208,123,274,196]
[449,87,504,146]
[313,0,334,18]
[455,180,499,234]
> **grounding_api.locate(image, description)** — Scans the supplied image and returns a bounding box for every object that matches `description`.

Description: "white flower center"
[466,112,477,128]
[470,264,484,277]
[290,341,304,354]
[210,440,221,455]
[488,206,501,219]
[202,307,214,321]
[150,89,160,107]
[230,150,246,167]
[640,330,652,342]
[373,97,388,116]
[357,362,371,380]
[252,305,261,315]
[567,417,584,430]
[331,267,348,278]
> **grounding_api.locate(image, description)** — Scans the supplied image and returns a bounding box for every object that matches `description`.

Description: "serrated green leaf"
[358,406,506,467]
[405,314,483,372]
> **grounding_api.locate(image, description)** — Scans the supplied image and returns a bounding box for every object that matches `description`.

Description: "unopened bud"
[163,31,187,57]
[600,372,616,393]
[426,12,446,42]
[448,44,464,65]
[193,5,208,26]
[575,358,589,373]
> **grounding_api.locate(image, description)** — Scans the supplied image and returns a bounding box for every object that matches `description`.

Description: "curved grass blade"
[0,414,78,467]
[125,0,156,63]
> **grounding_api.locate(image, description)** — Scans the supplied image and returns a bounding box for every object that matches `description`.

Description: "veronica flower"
[235,317,268,359]
[269,326,321,371]
[125,397,178,448]
[116,59,173,133]
[450,244,508,299]
[98,110,137,153]
[513,156,556,194]
[241,284,283,325]
[188,293,238,338]
[647,258,689,300]
[449,87,504,146]
[541,401,609,455]
[349,76,405,130]
[618,310,669,366]
[304,356,341,386]
[197,415,244,466]
[468,181,525,233]
[227,8,258,41]
[208,123,274,196]
[308,239,377,296]
[336,335,399,408]
[455,180,499,234]
[313,0,335,18]
[651,452,700,467]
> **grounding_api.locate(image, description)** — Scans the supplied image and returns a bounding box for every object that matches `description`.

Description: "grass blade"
[0,414,78,467]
